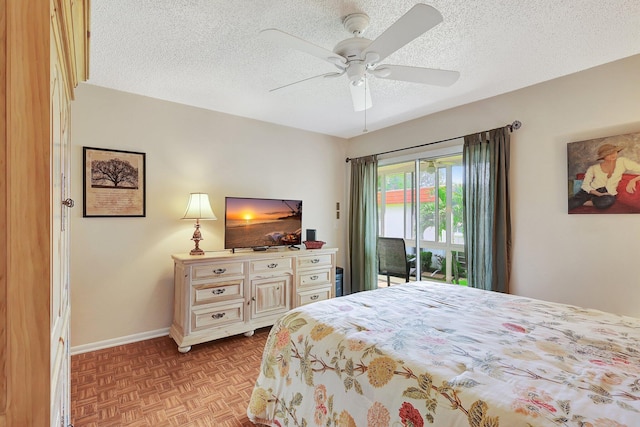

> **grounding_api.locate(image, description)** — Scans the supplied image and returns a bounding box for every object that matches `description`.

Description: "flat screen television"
[224,197,302,250]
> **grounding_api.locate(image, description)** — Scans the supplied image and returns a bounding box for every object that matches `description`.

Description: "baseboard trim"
[71,328,171,355]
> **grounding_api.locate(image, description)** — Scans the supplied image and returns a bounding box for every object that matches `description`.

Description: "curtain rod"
[345,120,522,163]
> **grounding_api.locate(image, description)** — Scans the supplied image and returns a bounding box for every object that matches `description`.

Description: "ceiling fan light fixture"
[346,61,366,84]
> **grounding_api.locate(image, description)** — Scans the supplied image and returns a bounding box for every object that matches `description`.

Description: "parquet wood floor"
[71,328,270,426]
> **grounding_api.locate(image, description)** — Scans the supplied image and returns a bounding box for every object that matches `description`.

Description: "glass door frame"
[378,143,464,284]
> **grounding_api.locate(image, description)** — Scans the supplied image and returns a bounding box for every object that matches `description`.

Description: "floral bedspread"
[247,281,640,426]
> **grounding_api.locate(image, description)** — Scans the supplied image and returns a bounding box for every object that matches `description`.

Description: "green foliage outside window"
[419,184,464,240]
[408,250,433,272]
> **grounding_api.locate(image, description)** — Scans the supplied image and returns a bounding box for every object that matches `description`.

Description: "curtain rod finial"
[510,120,522,131]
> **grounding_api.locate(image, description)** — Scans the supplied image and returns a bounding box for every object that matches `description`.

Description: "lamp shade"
[182,193,217,220]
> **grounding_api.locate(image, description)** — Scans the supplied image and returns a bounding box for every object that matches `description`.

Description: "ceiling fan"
[261,3,460,112]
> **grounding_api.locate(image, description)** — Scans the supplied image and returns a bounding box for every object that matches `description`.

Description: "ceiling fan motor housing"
[333,37,372,83]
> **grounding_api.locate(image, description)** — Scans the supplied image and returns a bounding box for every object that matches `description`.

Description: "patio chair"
[377,237,413,286]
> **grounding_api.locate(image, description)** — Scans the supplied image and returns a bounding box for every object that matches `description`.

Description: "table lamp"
[182,193,217,255]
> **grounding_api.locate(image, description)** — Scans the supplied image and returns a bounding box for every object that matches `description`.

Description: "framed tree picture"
[83,147,146,217]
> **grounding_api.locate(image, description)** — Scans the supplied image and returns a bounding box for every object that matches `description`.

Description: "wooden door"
[50,12,73,425]
[1,2,52,426]
[0,1,87,425]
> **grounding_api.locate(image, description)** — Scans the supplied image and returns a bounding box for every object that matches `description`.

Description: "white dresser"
[170,247,338,352]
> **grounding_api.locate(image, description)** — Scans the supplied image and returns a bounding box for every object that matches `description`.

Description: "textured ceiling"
[88,0,640,139]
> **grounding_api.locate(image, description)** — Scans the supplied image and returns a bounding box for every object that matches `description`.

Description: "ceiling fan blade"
[260,28,347,67]
[371,65,460,86]
[362,4,443,64]
[269,71,344,92]
[349,80,372,111]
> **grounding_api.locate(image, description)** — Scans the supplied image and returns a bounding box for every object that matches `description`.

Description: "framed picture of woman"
[567,131,640,214]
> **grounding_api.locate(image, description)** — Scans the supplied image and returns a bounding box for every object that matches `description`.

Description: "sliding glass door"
[378,154,466,286]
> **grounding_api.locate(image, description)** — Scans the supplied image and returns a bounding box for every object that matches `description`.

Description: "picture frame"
[567,131,640,214]
[83,147,146,217]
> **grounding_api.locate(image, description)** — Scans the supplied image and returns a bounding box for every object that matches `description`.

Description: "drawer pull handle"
[211,288,226,295]
[267,263,278,269]
[310,259,320,264]
[213,268,227,275]
[211,313,226,319]
[310,295,319,301]
[310,275,319,280]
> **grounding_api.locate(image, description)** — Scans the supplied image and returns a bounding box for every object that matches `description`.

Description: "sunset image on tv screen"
[224,198,302,249]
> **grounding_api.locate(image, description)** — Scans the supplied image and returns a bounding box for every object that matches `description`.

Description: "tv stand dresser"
[170,247,338,352]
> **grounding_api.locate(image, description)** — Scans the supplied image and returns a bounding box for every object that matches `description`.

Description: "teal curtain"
[463,127,511,293]
[349,155,378,293]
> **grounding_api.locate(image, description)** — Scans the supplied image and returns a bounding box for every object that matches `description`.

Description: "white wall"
[70,85,347,349]
[348,54,640,318]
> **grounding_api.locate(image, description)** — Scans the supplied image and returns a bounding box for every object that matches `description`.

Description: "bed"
[247,281,640,426]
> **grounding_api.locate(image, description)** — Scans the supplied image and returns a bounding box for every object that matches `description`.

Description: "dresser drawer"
[299,269,331,287]
[297,287,331,306]
[250,257,292,274]
[192,279,244,306]
[297,253,332,269]
[192,261,244,281]
[191,302,244,331]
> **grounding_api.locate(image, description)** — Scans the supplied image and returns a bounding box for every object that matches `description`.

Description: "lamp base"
[190,220,205,255]
[190,247,205,256]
